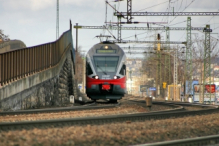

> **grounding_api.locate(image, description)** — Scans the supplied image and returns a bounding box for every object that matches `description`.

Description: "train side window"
[87,62,93,75]
[119,64,126,75]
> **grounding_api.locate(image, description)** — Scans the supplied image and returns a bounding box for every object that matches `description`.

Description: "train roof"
[87,41,125,56]
[99,41,114,44]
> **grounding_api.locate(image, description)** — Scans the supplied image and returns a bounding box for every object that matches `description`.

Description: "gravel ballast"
[0,100,174,123]
[1,99,217,146]
[1,112,219,146]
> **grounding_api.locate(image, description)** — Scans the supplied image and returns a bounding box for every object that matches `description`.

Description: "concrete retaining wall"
[0,48,77,111]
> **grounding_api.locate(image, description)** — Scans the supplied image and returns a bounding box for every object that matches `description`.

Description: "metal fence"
[0,25,74,86]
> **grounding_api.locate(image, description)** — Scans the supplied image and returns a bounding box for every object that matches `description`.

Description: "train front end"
[86,42,126,102]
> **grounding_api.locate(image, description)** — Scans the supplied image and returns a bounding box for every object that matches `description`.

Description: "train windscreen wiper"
[96,65,107,75]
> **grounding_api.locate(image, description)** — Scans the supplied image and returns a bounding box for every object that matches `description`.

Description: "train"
[85,41,127,102]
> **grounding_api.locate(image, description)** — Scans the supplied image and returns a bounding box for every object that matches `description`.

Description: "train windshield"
[94,56,119,73]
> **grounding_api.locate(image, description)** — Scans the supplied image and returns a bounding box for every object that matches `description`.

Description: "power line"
[137,0,170,12]
[168,20,186,26]
[168,0,196,24]
[178,0,184,12]
[200,9,219,27]
[161,1,171,22]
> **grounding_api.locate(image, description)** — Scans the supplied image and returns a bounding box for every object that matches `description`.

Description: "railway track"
[0,100,217,131]
[131,99,219,108]
[0,100,120,116]
[135,134,219,146]
[1,99,219,146]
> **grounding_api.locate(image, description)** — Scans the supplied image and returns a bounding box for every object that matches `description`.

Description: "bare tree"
[192,35,218,83]
[0,29,10,42]
[75,46,85,85]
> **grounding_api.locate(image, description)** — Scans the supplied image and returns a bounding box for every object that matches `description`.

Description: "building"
[126,58,148,96]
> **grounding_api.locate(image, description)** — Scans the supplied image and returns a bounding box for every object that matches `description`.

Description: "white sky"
[1,0,219,57]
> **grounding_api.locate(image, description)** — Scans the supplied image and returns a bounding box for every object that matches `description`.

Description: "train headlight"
[104,46,108,49]
[114,75,117,79]
[95,75,99,79]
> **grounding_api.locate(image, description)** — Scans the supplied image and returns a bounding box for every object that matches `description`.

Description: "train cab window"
[119,64,126,75]
[94,56,119,72]
[86,62,93,75]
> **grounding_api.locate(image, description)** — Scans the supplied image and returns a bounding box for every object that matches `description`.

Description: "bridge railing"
[0,24,74,86]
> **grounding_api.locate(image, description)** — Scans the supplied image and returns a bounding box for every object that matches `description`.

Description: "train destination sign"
[96,49,116,54]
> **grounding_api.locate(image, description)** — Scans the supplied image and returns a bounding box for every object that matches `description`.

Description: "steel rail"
[0,102,218,131]
[0,102,120,116]
[0,103,184,130]
[160,101,219,108]
[130,99,219,108]
[135,134,219,146]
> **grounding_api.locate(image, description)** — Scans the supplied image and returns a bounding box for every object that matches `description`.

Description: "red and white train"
[85,41,126,102]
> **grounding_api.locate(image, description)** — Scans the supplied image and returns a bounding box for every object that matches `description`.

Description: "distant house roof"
[214,66,219,70]
[0,40,26,53]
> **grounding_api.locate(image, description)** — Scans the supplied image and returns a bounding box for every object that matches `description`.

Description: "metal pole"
[166,27,170,97]
[117,16,122,42]
[56,0,59,39]
[203,24,211,104]
[83,57,86,93]
[174,49,178,100]
[127,0,132,23]
[76,23,78,52]
[186,17,192,101]
[157,34,161,97]
[130,70,132,95]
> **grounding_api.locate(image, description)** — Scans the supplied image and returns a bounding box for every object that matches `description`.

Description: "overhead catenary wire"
[106,0,219,48]
[178,0,184,12]
[199,9,219,27]
[168,20,186,26]
[105,0,108,24]
[137,0,170,12]
[136,0,187,12]
[168,0,196,25]
[122,30,155,40]
[161,2,171,22]
[106,0,164,42]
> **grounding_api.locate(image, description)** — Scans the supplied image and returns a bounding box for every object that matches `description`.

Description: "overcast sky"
[1,0,219,57]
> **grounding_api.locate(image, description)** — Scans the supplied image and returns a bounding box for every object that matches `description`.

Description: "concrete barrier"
[0,49,76,111]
